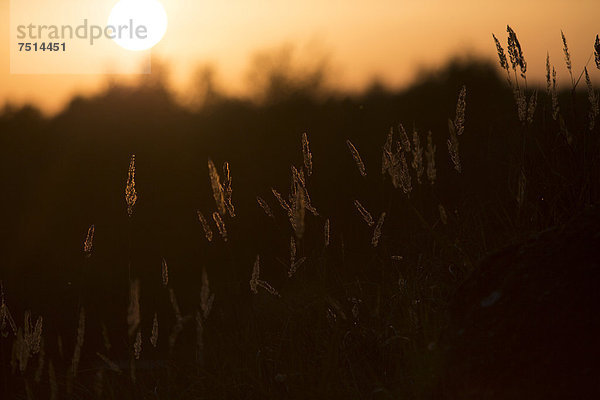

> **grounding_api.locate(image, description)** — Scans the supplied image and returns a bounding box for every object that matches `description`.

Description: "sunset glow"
[1,0,599,113]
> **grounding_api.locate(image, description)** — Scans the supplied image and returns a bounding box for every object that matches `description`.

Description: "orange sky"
[1,0,599,114]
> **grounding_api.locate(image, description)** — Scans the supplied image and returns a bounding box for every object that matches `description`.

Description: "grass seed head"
[302,132,313,176]
[256,196,275,218]
[595,35,600,70]
[256,280,280,297]
[527,90,538,125]
[250,255,260,294]
[208,158,226,216]
[561,30,573,81]
[552,67,560,120]
[222,162,235,217]
[399,152,413,193]
[354,200,374,226]
[288,257,306,278]
[507,25,526,78]
[438,204,448,225]
[125,154,137,217]
[492,33,509,71]
[1,282,17,337]
[212,211,228,241]
[96,352,121,373]
[196,211,214,242]
[201,269,214,319]
[545,53,552,94]
[454,85,467,136]
[83,224,94,256]
[292,184,306,238]
[371,212,386,247]
[447,119,461,173]
[382,127,394,175]
[513,87,527,123]
[346,139,367,177]
[161,257,169,286]
[272,188,291,214]
[398,123,411,152]
[584,68,599,130]
[134,330,142,359]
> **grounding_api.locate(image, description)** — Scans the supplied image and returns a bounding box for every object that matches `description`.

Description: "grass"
[0,27,599,399]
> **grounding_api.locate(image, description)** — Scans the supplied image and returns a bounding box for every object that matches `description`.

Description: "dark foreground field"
[1,36,600,399]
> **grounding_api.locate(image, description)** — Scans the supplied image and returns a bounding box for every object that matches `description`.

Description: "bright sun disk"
[107,0,168,51]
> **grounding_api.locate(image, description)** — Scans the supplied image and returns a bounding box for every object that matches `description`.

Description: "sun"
[107,0,168,51]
